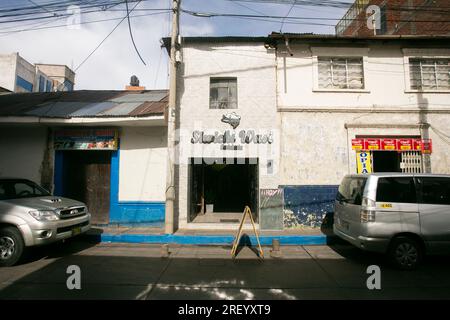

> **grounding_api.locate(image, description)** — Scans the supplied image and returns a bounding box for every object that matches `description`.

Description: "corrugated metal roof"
[0,89,168,118]
[110,91,167,103]
[25,102,91,118]
[98,102,143,116]
[69,101,117,117]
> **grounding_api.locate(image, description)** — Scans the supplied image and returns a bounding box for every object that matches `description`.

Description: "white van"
[333,173,450,270]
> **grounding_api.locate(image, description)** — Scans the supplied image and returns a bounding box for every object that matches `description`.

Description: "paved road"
[1,237,450,300]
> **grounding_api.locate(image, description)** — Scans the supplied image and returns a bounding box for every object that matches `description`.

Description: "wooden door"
[84,153,110,224]
[62,151,111,224]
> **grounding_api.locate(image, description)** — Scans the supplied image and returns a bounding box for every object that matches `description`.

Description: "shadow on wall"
[283,185,339,229]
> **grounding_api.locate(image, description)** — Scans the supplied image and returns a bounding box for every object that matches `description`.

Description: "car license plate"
[72,227,82,236]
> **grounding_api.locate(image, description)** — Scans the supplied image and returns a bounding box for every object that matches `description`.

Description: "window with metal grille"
[400,151,422,173]
[210,78,237,109]
[409,58,450,91]
[318,57,364,89]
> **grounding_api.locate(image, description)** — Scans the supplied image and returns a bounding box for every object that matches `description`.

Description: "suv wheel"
[388,237,422,270]
[0,227,24,267]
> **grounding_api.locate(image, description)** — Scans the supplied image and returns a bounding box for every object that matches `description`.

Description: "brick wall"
[339,0,450,36]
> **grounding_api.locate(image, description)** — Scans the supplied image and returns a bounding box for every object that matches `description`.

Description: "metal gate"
[400,151,422,173]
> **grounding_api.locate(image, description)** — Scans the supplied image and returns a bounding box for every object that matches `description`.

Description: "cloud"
[0,0,214,90]
[0,0,350,90]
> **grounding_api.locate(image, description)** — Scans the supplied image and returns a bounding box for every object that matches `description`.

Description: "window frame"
[311,47,370,93]
[403,48,450,93]
[209,77,238,110]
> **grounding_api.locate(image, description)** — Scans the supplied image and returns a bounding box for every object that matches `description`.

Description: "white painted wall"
[0,53,17,91]
[118,126,167,202]
[15,54,36,93]
[177,39,450,223]
[0,126,47,183]
[177,42,280,229]
[277,44,450,110]
[276,42,450,184]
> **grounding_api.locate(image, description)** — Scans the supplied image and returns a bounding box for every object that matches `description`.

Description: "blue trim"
[53,150,64,196]
[109,150,165,226]
[99,234,327,246]
[16,75,33,92]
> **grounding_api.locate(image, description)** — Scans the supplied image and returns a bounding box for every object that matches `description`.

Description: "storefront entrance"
[372,151,401,172]
[60,151,112,224]
[188,158,258,224]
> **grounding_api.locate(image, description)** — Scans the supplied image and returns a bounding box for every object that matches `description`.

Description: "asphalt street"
[1,237,450,300]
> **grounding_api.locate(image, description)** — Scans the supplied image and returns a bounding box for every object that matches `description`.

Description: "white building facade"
[0,53,75,93]
[170,35,450,232]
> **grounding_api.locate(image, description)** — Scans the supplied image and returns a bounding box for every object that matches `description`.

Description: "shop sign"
[54,128,118,150]
[364,138,381,150]
[412,139,422,151]
[381,139,396,151]
[356,151,372,174]
[397,139,413,151]
[421,139,433,154]
[351,139,364,150]
[354,137,433,154]
[191,130,273,145]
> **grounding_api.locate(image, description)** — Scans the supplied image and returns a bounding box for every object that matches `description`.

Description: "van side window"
[419,177,450,205]
[336,177,367,205]
[376,177,417,203]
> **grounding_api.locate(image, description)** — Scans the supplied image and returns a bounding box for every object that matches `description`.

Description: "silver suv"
[0,178,91,267]
[334,173,450,270]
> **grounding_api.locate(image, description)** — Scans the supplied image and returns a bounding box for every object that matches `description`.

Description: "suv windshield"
[0,179,50,200]
[336,176,367,205]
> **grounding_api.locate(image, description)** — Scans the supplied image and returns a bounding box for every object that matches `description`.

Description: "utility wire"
[226,0,450,11]
[72,0,142,73]
[0,10,171,35]
[279,0,296,32]
[125,0,146,65]
[181,9,450,23]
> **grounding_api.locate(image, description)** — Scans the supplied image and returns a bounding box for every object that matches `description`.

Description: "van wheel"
[388,237,422,270]
[0,227,24,267]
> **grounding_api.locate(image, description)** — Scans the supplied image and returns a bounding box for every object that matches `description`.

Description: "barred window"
[318,57,364,89]
[409,58,450,90]
[210,78,237,109]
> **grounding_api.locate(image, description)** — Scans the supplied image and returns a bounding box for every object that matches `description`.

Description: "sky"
[0,0,354,90]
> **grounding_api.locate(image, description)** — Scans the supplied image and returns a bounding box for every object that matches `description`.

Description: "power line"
[125,0,146,65]
[0,10,170,36]
[72,0,142,73]
[181,9,450,23]
[279,0,296,32]
[227,0,450,11]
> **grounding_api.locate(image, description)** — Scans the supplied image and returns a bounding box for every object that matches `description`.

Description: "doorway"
[372,151,401,172]
[61,151,111,224]
[189,158,258,223]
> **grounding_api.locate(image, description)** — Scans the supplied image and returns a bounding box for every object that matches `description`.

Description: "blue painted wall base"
[98,233,327,246]
[283,185,339,229]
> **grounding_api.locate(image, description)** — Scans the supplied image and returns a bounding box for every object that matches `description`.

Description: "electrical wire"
[72,0,142,73]
[181,8,450,23]
[0,10,170,36]
[125,0,146,65]
[279,0,296,32]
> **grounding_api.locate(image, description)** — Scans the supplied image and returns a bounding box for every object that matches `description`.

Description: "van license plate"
[72,227,82,236]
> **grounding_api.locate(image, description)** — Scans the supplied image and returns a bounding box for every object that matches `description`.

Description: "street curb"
[89,233,330,245]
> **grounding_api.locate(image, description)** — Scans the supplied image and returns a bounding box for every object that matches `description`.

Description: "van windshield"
[336,177,367,205]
